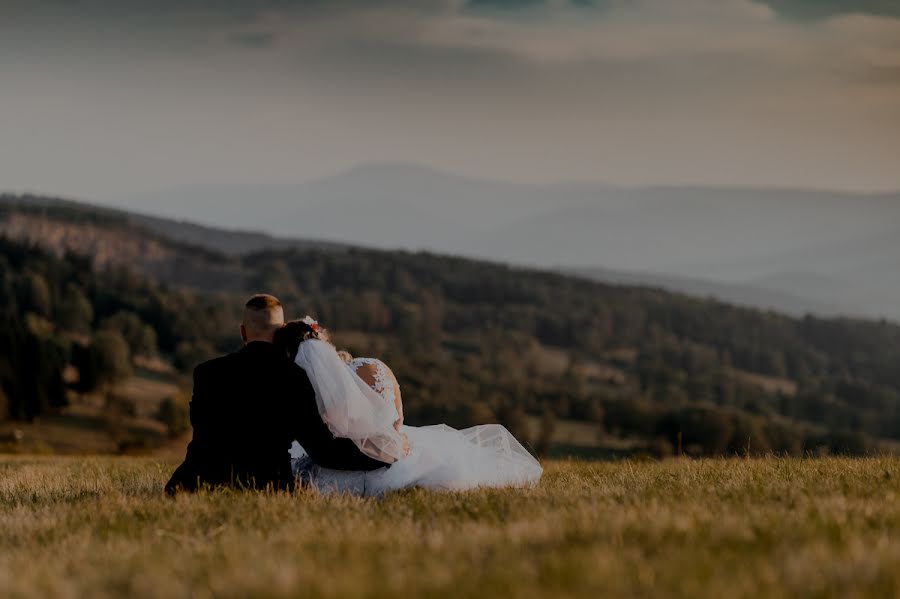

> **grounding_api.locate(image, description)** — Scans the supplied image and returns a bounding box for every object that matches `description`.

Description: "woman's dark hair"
[273,319,329,361]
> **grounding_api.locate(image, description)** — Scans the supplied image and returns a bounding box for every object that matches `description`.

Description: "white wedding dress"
[289,341,542,497]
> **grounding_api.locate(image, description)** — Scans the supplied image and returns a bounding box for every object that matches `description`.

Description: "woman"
[274,318,542,496]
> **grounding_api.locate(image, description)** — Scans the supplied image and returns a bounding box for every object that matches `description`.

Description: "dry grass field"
[1,457,899,598]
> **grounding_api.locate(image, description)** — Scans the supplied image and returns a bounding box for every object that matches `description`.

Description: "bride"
[274,318,543,496]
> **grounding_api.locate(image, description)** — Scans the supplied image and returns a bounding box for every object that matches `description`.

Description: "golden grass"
[1,457,899,598]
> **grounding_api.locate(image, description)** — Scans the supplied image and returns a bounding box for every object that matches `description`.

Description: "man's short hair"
[245,294,283,312]
[243,294,285,335]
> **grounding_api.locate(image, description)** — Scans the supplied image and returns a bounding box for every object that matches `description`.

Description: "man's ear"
[239,324,248,344]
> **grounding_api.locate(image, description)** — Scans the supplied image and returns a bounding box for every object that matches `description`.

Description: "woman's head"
[273,317,330,361]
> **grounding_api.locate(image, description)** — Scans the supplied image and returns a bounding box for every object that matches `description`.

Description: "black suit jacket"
[165,341,388,494]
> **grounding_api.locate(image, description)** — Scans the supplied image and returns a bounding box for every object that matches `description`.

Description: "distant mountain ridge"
[0,193,817,316]
[569,267,841,318]
[4,165,900,322]
[106,164,900,268]
[103,164,900,321]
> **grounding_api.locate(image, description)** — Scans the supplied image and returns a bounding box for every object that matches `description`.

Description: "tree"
[157,393,191,438]
[74,331,132,393]
[100,311,158,357]
[729,416,772,456]
[498,404,531,450]
[134,324,158,357]
[58,284,94,334]
[659,407,735,456]
[251,259,299,299]
[0,315,67,420]
[22,272,52,317]
[174,340,217,372]
[535,408,557,457]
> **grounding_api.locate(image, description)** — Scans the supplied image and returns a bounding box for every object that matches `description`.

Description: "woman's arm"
[354,361,408,453]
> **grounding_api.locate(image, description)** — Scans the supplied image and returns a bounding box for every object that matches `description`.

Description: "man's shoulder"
[193,353,240,378]
[195,347,303,375]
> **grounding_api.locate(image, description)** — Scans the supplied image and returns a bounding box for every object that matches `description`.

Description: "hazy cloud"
[759,0,900,20]
[0,0,898,197]
[228,31,276,49]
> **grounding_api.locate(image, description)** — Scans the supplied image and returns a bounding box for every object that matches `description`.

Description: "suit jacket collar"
[240,341,282,356]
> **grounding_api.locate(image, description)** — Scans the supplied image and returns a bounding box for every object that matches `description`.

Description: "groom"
[164,294,388,494]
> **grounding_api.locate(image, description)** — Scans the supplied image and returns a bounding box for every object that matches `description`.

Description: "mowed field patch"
[0,373,183,455]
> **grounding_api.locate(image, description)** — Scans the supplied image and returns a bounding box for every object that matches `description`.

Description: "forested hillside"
[2,199,900,457]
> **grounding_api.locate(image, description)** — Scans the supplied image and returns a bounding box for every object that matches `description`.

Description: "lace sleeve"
[352,358,403,425]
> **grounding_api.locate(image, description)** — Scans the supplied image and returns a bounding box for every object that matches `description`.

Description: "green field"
[1,457,899,598]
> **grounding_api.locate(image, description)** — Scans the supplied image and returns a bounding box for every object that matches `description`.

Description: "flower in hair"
[301,315,320,332]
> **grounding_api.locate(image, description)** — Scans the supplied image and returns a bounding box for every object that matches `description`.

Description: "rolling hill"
[569,266,841,318]
[101,164,900,321]
[3,194,900,459]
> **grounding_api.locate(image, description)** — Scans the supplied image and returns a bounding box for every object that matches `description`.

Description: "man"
[164,294,388,494]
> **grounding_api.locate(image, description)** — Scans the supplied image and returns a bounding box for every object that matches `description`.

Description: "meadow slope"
[1,457,899,598]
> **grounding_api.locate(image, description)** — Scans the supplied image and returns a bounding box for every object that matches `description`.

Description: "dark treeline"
[249,248,900,456]
[3,230,900,457]
[0,238,233,414]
